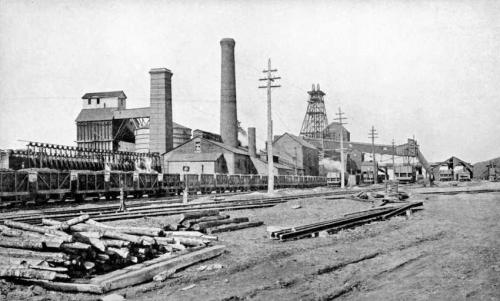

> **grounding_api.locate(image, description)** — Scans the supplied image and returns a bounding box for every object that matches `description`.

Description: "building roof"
[76,107,189,129]
[166,152,224,162]
[82,91,127,99]
[207,139,249,155]
[75,108,116,122]
[113,107,150,119]
[162,137,249,156]
[250,157,294,174]
[275,133,317,149]
[325,122,350,133]
[440,156,473,170]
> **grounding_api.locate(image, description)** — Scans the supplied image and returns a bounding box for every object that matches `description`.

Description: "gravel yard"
[1,182,499,301]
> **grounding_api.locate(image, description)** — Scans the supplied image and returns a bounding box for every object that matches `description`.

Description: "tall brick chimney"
[248,127,257,158]
[149,68,173,154]
[220,38,238,147]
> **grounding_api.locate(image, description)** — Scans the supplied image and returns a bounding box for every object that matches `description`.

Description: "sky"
[0,0,499,163]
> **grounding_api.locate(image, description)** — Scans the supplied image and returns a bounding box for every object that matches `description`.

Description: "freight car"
[0,169,328,205]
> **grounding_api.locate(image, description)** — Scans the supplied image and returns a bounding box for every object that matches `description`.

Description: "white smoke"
[320,158,341,172]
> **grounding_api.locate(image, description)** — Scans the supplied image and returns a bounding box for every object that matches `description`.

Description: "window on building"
[88,99,91,105]
[194,141,201,153]
[96,98,100,105]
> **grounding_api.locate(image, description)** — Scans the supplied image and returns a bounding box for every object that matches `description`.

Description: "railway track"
[0,188,381,225]
[0,190,252,214]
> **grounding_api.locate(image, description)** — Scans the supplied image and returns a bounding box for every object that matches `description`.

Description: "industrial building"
[431,156,473,181]
[296,84,431,179]
[272,133,320,176]
[75,70,192,154]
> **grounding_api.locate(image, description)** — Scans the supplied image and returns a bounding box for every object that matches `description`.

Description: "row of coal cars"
[0,169,327,204]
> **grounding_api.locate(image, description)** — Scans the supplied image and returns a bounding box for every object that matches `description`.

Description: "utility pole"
[259,58,281,193]
[392,139,396,180]
[334,108,347,189]
[368,126,378,184]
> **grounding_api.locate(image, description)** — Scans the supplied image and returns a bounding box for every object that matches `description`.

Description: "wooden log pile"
[0,213,225,294]
[174,210,264,234]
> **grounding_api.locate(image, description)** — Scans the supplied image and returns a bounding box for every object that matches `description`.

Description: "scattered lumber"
[173,211,263,234]
[269,202,424,241]
[206,221,264,234]
[99,245,225,292]
[0,214,226,294]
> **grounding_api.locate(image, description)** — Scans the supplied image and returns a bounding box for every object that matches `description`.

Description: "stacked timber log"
[269,202,424,241]
[0,214,225,294]
[174,210,264,234]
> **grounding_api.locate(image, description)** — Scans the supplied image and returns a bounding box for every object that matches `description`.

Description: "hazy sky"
[0,0,499,163]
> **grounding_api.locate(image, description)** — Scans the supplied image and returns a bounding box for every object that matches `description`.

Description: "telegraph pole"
[368,126,379,184]
[334,108,347,189]
[259,58,280,193]
[392,139,396,180]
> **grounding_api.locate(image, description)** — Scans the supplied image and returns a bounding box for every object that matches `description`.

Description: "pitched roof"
[275,133,317,149]
[75,108,116,122]
[166,152,224,162]
[82,91,127,99]
[76,107,189,129]
[113,107,150,119]
[250,157,294,174]
[207,139,249,155]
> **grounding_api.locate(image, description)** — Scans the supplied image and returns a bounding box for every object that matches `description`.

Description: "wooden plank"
[0,236,46,250]
[4,221,73,242]
[99,245,225,292]
[86,219,163,237]
[0,267,58,280]
[192,217,249,231]
[0,247,69,262]
[177,210,220,223]
[21,279,103,294]
[48,214,90,231]
[206,221,264,234]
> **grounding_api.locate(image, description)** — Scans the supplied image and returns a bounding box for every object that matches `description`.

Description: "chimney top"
[220,38,236,46]
[149,68,172,74]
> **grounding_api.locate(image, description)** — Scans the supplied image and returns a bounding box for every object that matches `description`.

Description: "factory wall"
[273,134,319,176]
[82,97,125,110]
[162,137,257,175]
[165,158,227,175]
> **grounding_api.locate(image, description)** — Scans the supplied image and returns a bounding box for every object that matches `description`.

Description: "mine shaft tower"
[300,84,329,139]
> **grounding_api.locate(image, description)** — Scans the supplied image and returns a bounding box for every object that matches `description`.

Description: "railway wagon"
[0,169,330,205]
[162,173,182,195]
[0,170,30,204]
[249,175,261,191]
[241,175,251,191]
[74,171,106,201]
[106,171,134,199]
[184,174,200,194]
[36,170,71,201]
[228,175,242,192]
[215,174,229,193]
[200,174,215,194]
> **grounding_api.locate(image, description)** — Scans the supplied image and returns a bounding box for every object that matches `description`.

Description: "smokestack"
[220,38,238,147]
[248,127,256,158]
[149,68,173,154]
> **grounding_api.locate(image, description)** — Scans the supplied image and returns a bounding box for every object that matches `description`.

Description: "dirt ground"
[1,182,499,300]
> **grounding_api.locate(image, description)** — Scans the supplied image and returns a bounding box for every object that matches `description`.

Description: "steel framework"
[300,84,329,139]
